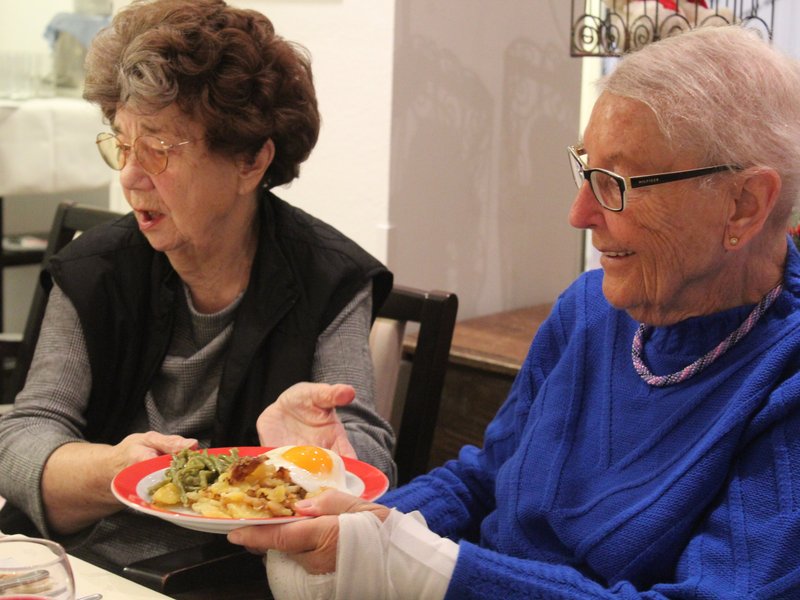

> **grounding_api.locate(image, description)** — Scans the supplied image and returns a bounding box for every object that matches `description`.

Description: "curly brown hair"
[83,0,320,188]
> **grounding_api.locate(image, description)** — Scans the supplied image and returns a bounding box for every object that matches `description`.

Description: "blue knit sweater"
[382,242,800,598]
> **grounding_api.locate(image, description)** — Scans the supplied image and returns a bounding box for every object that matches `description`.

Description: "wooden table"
[408,303,554,471]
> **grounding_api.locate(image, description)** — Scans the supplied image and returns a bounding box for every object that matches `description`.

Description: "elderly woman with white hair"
[230,26,800,599]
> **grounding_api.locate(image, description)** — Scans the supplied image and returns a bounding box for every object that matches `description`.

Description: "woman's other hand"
[228,489,390,574]
[108,431,199,473]
[257,383,358,458]
[41,432,197,534]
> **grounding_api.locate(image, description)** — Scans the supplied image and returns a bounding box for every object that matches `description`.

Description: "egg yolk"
[281,446,333,475]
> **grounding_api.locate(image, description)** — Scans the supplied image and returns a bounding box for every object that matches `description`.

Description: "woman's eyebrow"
[139,122,168,135]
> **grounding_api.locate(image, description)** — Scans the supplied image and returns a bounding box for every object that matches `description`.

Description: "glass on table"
[0,53,55,100]
[0,537,75,600]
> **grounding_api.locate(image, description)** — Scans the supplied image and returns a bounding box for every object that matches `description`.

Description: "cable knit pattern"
[381,240,800,599]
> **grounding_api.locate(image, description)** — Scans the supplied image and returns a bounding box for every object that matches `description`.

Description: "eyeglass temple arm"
[628,165,737,189]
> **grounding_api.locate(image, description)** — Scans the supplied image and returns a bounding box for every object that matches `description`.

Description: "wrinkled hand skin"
[42,432,198,534]
[227,489,390,574]
[112,431,200,471]
[256,382,358,458]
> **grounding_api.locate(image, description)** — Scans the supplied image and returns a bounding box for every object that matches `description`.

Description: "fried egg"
[264,445,348,494]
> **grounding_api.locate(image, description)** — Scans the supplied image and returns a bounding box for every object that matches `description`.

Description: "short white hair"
[600,26,800,220]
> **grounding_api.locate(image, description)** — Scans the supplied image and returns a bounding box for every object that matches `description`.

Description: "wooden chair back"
[371,284,458,484]
[7,202,122,398]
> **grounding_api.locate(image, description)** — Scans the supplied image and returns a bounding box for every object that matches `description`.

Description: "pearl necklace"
[631,282,783,387]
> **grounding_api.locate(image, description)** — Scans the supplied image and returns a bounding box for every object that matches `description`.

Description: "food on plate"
[148,446,348,519]
[264,445,347,493]
[148,447,240,506]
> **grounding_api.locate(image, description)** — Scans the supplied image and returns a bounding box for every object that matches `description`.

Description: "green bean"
[147,448,240,505]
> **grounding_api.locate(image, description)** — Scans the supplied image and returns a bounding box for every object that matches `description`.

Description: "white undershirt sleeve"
[266,509,458,600]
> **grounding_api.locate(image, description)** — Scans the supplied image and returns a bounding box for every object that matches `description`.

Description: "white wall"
[235,1,584,318]
[388,0,583,318]
[233,1,396,261]
[0,0,74,54]
[772,0,799,58]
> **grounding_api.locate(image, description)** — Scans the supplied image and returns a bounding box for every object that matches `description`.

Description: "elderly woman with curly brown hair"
[0,0,394,571]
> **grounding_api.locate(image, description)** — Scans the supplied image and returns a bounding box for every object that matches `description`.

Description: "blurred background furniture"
[0,202,120,403]
[0,97,110,328]
[0,196,46,331]
[0,99,109,399]
[0,99,110,202]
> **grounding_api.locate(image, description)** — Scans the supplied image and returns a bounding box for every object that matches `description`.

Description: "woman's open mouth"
[136,209,164,230]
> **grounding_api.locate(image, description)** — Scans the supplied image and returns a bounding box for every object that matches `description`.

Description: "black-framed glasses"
[95,132,195,175]
[567,144,741,212]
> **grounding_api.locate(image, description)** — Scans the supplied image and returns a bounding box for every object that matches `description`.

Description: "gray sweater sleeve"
[312,282,397,485]
[0,284,90,536]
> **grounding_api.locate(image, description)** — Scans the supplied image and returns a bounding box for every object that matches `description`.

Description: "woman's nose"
[568,182,603,230]
[118,153,154,191]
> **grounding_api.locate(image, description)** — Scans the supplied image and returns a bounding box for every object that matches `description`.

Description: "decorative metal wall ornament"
[570,0,776,57]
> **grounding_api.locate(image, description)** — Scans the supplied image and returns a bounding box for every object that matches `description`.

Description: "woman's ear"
[725,167,782,250]
[238,139,275,195]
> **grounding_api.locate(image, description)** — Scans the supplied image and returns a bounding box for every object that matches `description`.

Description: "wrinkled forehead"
[583,93,681,172]
[112,103,200,140]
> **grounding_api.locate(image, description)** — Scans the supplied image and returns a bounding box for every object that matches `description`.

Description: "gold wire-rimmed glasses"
[567,144,741,212]
[95,132,195,175]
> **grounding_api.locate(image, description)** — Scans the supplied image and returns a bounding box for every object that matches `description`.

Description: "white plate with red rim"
[111,446,389,534]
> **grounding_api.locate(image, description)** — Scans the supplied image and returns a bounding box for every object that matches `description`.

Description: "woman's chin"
[603,277,641,312]
[141,232,178,255]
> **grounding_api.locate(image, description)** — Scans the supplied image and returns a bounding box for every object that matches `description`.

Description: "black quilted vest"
[45,191,392,446]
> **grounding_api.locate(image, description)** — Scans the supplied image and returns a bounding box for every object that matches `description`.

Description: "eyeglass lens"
[588,171,623,210]
[569,153,584,190]
[569,151,623,211]
[96,134,170,175]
